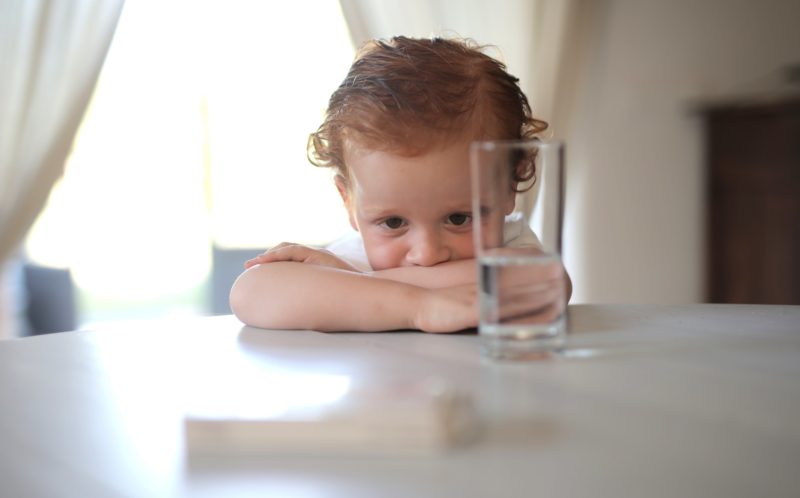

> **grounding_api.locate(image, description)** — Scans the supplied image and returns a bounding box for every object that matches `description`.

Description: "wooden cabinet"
[702,97,800,304]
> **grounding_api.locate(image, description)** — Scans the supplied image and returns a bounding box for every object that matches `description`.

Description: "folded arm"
[231,244,571,332]
[373,257,572,300]
[371,259,478,288]
[229,262,479,333]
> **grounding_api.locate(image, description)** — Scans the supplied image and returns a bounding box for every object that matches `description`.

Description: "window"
[25,1,355,325]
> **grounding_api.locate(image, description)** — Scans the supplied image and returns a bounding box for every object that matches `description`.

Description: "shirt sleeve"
[503,214,543,249]
[325,230,373,272]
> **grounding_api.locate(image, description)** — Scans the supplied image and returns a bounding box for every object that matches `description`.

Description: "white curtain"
[0,0,124,265]
[0,0,124,337]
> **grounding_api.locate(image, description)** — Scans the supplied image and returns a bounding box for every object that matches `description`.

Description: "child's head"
[309,36,547,180]
[309,36,547,269]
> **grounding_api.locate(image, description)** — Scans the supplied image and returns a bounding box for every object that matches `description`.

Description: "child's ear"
[334,174,359,231]
[334,174,349,204]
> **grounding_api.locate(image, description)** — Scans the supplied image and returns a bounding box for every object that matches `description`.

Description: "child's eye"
[381,217,406,229]
[447,213,471,226]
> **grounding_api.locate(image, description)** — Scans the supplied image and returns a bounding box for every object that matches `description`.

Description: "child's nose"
[406,229,450,267]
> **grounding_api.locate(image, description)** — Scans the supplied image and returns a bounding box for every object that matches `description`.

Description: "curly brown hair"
[308,36,547,185]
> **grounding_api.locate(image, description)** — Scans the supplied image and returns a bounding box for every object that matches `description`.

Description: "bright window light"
[25,1,355,324]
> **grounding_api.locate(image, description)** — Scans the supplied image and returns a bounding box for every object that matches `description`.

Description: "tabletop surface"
[1,304,799,498]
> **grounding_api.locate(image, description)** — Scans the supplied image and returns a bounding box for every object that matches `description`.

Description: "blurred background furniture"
[15,247,262,336]
[701,95,800,304]
[211,246,263,315]
[22,263,77,335]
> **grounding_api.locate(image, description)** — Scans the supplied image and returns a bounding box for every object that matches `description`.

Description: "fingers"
[494,277,566,325]
[481,257,565,323]
[243,243,356,271]
[245,251,280,268]
[244,254,267,268]
[244,243,311,268]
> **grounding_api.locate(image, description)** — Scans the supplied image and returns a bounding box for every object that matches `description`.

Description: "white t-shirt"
[326,214,541,272]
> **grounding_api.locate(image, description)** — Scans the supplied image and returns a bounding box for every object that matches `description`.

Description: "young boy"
[229,36,570,333]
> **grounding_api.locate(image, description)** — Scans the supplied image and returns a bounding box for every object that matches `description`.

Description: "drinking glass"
[470,139,567,360]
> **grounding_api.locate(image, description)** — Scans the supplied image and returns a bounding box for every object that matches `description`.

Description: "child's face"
[338,141,476,270]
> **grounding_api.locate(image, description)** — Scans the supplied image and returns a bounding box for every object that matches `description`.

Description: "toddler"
[230,36,570,332]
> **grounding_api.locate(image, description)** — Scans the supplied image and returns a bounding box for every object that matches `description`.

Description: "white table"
[1,304,798,498]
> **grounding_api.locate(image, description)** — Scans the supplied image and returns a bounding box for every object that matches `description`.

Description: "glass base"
[479,318,566,361]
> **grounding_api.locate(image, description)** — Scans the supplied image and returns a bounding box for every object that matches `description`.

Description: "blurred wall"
[564,0,800,303]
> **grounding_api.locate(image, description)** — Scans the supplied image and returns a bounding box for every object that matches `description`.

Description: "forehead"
[343,142,473,210]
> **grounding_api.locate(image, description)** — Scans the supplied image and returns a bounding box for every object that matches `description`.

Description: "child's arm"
[374,258,572,301]
[237,244,572,332]
[229,262,478,332]
[244,243,480,288]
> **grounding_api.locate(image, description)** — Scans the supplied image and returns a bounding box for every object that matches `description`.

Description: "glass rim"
[470,138,564,152]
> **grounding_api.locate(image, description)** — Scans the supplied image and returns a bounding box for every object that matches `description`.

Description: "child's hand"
[412,254,566,333]
[413,284,479,333]
[244,243,359,272]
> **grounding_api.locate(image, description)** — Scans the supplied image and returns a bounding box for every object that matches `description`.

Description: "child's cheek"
[367,241,407,270]
[453,233,477,261]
